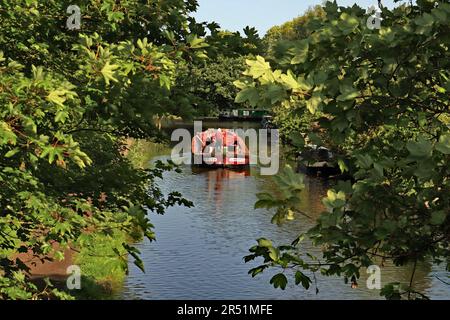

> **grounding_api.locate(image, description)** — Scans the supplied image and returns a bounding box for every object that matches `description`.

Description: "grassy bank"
[71,139,170,299]
[72,231,128,299]
[126,139,172,169]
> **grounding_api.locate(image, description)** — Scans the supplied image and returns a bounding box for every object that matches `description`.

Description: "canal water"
[121,123,449,300]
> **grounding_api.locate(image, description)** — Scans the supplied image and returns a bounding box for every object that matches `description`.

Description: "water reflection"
[193,167,251,215]
[121,156,449,300]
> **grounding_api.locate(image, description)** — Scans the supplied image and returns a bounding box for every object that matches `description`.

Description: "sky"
[193,0,398,36]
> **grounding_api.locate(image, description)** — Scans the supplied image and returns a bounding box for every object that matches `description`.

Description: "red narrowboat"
[191,129,250,167]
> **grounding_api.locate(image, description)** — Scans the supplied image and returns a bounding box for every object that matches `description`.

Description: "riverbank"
[18,139,170,300]
[71,231,129,299]
[72,139,170,299]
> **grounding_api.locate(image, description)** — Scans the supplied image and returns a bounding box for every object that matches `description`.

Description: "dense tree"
[207,27,264,58]
[260,5,327,145]
[0,0,204,299]
[165,28,264,118]
[237,0,450,299]
[265,5,326,46]
[171,55,249,117]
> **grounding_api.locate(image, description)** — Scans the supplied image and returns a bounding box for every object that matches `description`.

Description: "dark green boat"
[219,109,268,121]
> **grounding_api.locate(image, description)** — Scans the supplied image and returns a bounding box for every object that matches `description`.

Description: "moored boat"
[191,129,250,167]
[297,145,340,177]
[218,109,268,121]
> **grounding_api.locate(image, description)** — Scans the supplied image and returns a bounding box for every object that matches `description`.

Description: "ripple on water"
[122,158,450,300]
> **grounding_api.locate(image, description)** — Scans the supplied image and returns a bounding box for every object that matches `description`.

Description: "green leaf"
[338,13,360,35]
[164,31,175,42]
[380,283,402,300]
[248,265,268,277]
[195,51,208,59]
[54,250,65,261]
[290,40,309,65]
[245,56,271,79]
[101,61,119,85]
[306,93,323,114]
[307,132,322,146]
[374,163,384,177]
[312,70,328,85]
[415,12,435,27]
[257,238,273,248]
[188,35,208,49]
[431,7,448,23]
[55,110,69,123]
[407,137,433,159]
[265,84,286,104]
[295,271,312,289]
[268,247,279,261]
[337,90,359,102]
[270,273,288,290]
[159,74,171,90]
[297,76,313,91]
[337,81,359,101]
[22,117,37,133]
[5,148,20,158]
[435,133,450,154]
[336,180,353,194]
[47,89,68,107]
[234,79,250,90]
[430,211,446,225]
[291,132,305,148]
[254,199,276,209]
[235,87,259,106]
[413,161,434,180]
[355,154,373,169]
[281,72,299,89]
[333,117,348,132]
[323,190,346,209]
[134,259,145,273]
[337,159,348,173]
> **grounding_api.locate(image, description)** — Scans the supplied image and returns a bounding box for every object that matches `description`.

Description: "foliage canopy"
[237,0,450,299]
